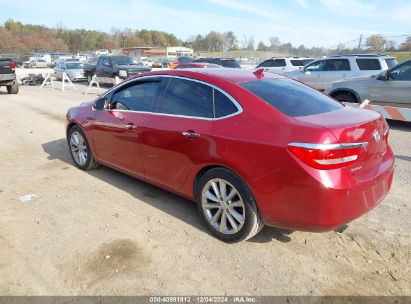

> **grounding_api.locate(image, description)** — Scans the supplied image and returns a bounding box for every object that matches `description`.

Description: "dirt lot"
[0,80,410,296]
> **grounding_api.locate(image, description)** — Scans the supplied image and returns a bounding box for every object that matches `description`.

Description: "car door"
[320,59,351,90]
[370,60,411,106]
[140,77,213,189]
[298,60,327,90]
[90,78,163,175]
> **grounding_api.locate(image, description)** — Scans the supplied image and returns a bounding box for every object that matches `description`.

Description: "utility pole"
[357,34,363,54]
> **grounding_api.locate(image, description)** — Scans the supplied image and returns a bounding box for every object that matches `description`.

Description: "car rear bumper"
[256,147,394,232]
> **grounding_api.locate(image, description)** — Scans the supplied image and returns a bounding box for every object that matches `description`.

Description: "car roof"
[138,68,285,84]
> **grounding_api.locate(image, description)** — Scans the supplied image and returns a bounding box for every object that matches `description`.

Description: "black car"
[194,57,241,68]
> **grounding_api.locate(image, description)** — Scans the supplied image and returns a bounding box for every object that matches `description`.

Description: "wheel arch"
[329,88,361,103]
[192,164,252,199]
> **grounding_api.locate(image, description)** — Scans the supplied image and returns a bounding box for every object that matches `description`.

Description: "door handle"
[182,131,200,138]
[125,123,137,130]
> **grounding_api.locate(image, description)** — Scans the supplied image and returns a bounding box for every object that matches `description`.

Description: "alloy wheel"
[70,131,88,166]
[201,178,245,235]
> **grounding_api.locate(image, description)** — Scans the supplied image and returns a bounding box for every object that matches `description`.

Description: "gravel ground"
[0,83,410,296]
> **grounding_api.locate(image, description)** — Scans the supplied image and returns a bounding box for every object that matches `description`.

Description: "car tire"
[333,92,358,103]
[87,75,93,85]
[196,167,263,243]
[67,125,100,171]
[6,83,19,94]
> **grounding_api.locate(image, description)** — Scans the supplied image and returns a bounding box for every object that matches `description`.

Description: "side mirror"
[94,97,110,110]
[377,71,388,81]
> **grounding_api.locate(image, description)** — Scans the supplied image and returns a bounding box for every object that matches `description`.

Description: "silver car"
[54,61,86,82]
[324,59,411,106]
[284,54,397,91]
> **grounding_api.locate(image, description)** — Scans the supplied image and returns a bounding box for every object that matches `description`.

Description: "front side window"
[241,79,343,117]
[272,59,286,67]
[305,60,326,72]
[356,59,382,70]
[388,61,411,81]
[259,60,274,68]
[158,78,213,118]
[111,81,161,111]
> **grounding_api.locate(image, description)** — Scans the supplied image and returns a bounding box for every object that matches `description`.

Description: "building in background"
[112,46,193,61]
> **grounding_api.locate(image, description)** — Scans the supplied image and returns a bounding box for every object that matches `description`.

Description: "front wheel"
[196,168,263,243]
[67,125,100,171]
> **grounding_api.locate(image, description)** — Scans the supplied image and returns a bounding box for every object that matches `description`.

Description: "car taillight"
[10,61,16,72]
[287,142,368,170]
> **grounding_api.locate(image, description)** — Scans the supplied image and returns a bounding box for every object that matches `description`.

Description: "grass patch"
[387,52,411,63]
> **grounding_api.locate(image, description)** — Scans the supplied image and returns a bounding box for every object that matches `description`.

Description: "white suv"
[255,57,314,73]
[283,54,397,91]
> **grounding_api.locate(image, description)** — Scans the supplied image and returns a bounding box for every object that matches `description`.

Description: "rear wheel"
[333,92,358,103]
[6,83,19,94]
[68,125,100,171]
[196,168,263,243]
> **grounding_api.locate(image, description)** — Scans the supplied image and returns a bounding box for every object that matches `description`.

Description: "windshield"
[66,63,83,69]
[111,56,133,65]
[241,79,343,117]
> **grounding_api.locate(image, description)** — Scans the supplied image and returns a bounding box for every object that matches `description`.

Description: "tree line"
[1,19,410,57]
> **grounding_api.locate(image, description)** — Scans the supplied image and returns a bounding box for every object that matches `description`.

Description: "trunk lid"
[294,106,389,178]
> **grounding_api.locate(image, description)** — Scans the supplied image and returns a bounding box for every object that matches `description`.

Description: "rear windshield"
[221,60,241,68]
[356,59,381,70]
[385,58,398,68]
[111,56,133,65]
[240,79,343,117]
[290,60,305,66]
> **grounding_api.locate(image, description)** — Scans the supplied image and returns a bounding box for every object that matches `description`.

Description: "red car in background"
[169,56,194,69]
[175,62,223,69]
[66,68,394,243]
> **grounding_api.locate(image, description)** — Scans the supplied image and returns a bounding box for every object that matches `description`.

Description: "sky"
[1,0,410,48]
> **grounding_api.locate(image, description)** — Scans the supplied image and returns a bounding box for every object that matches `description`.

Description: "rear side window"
[356,59,381,70]
[241,79,343,117]
[214,90,238,118]
[112,81,161,111]
[290,60,305,66]
[158,78,213,118]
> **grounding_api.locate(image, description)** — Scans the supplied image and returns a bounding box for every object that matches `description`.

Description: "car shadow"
[248,227,294,243]
[42,138,295,243]
[395,155,411,162]
[387,120,411,131]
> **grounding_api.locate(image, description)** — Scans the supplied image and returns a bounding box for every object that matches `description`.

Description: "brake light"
[287,142,368,170]
[10,61,16,72]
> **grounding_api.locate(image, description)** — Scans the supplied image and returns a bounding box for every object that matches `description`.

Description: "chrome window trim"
[288,142,368,150]
[94,75,243,121]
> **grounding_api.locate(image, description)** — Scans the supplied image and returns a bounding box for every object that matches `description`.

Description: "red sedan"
[66,68,394,242]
